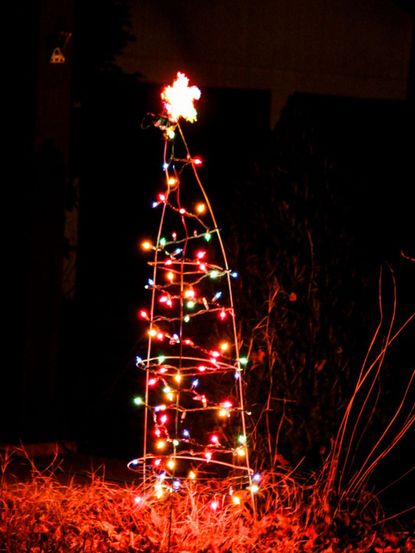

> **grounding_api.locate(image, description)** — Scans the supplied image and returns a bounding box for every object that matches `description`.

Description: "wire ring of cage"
[128,455,254,474]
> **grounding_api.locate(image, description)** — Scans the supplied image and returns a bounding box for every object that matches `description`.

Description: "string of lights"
[129,73,259,509]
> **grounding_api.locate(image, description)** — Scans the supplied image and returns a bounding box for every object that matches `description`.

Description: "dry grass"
[1,450,414,553]
[2,275,414,551]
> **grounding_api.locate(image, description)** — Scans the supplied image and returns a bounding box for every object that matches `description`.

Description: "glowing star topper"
[161,72,201,123]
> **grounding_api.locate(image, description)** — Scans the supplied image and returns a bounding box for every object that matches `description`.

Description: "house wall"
[119,0,413,124]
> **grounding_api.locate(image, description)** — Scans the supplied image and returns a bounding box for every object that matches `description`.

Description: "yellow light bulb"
[188,470,196,480]
[219,341,229,353]
[196,203,206,214]
[155,484,164,499]
[232,496,241,505]
[141,240,152,251]
[237,447,246,457]
[148,328,157,337]
[174,373,182,384]
[156,440,166,450]
[167,271,175,282]
[167,459,176,470]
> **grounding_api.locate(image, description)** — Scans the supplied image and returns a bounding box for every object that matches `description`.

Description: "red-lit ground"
[1,448,414,552]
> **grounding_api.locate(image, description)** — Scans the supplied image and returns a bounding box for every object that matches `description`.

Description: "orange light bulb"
[219,341,229,353]
[141,240,152,251]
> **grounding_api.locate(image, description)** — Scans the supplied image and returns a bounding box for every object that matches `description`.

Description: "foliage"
[1,450,413,552]
[229,126,359,467]
[227,94,413,470]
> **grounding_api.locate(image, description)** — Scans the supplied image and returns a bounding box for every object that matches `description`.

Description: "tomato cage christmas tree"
[129,73,259,506]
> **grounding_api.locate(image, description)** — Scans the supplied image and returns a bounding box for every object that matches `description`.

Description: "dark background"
[5,0,415,514]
